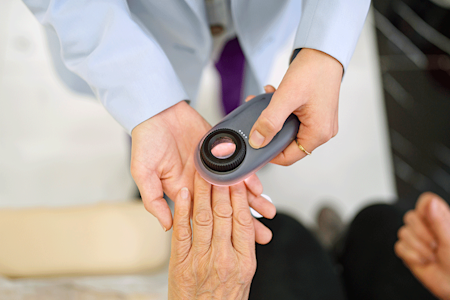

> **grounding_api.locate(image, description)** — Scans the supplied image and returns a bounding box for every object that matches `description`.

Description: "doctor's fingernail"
[249,130,264,148]
[180,187,189,199]
[158,220,167,232]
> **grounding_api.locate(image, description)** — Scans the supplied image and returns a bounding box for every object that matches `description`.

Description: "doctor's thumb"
[427,196,450,248]
[249,97,295,149]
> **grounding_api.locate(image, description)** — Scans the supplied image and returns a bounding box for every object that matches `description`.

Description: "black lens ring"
[200,128,246,172]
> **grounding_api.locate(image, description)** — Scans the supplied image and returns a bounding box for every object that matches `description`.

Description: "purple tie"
[215,37,246,115]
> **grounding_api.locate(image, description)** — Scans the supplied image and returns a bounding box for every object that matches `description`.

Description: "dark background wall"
[373,0,450,204]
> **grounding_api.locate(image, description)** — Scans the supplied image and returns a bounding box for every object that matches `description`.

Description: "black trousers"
[249,204,437,300]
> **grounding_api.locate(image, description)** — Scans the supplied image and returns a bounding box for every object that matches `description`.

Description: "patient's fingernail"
[181,187,189,199]
[249,130,264,148]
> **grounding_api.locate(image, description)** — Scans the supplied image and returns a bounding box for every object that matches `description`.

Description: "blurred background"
[0,0,448,299]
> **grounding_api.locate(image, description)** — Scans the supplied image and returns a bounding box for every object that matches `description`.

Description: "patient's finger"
[398,226,435,263]
[395,240,428,266]
[247,192,276,219]
[403,210,437,250]
[244,174,263,196]
[212,185,233,248]
[192,173,213,253]
[170,187,193,262]
[254,218,273,245]
[231,182,255,255]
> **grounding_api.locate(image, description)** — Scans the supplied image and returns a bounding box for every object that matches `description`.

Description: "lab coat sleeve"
[23,0,189,134]
[294,0,371,72]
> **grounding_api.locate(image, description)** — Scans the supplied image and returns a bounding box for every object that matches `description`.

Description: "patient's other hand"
[395,192,450,299]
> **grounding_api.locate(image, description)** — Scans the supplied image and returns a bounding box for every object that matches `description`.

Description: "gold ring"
[296,140,311,156]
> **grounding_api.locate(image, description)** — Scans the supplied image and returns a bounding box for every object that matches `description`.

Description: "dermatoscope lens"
[200,129,246,172]
[210,136,236,159]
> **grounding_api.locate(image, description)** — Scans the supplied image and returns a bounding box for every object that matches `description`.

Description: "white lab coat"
[23,0,370,134]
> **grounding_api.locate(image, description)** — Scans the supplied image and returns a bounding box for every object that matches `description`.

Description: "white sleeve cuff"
[294,0,371,72]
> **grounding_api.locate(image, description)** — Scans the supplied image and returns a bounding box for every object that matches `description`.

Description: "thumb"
[249,91,298,149]
[427,196,450,247]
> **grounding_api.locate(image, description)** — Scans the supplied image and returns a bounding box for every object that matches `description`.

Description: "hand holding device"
[249,49,343,166]
[195,93,300,186]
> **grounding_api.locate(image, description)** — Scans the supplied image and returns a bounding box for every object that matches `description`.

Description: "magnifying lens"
[194,93,300,186]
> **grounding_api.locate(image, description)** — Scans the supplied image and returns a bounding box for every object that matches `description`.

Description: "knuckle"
[197,185,211,199]
[213,203,233,219]
[142,201,153,214]
[231,182,247,197]
[403,211,414,225]
[242,259,257,281]
[129,162,143,180]
[176,206,190,219]
[283,158,297,167]
[236,210,254,228]
[214,253,236,282]
[215,252,234,268]
[175,225,191,242]
[318,128,333,144]
[397,226,407,240]
[259,114,281,134]
[394,241,402,256]
[195,209,213,227]
[332,127,339,138]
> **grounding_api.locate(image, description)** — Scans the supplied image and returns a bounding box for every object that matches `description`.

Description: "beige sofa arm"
[0,201,170,278]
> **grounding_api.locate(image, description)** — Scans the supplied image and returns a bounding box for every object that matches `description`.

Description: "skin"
[131,101,274,244]
[131,47,343,240]
[249,48,343,165]
[168,173,257,299]
[395,192,450,299]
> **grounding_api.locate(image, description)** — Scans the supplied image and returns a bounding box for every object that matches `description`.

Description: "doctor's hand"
[168,174,256,300]
[395,192,450,299]
[130,101,275,243]
[248,48,343,165]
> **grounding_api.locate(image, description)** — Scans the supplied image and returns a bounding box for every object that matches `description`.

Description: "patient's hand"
[395,192,450,299]
[168,173,258,299]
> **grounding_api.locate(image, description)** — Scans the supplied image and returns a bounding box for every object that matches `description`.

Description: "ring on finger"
[296,140,311,156]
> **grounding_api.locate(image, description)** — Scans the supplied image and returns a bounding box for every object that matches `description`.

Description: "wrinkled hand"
[168,173,257,299]
[248,48,343,165]
[131,101,275,243]
[395,192,450,299]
